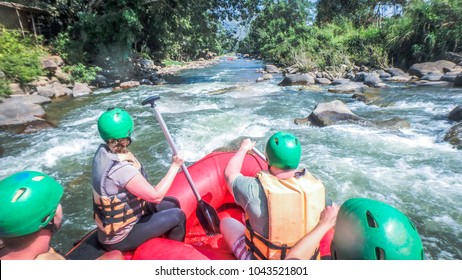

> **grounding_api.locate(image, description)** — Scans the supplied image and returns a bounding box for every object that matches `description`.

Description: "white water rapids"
[0,58,461,259]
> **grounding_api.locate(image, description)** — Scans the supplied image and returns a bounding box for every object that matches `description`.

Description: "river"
[0,57,461,260]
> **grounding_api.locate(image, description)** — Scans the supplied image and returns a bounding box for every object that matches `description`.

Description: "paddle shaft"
[145,101,202,201]
[252,147,266,161]
[152,107,202,201]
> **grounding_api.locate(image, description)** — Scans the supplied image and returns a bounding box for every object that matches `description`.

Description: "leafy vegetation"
[239,0,313,65]
[316,0,406,26]
[239,0,461,70]
[36,0,263,65]
[0,0,461,84]
[0,79,9,98]
[239,2,388,70]
[0,26,46,97]
[62,63,102,84]
[385,0,462,66]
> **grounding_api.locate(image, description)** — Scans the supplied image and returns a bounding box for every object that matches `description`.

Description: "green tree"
[239,0,314,65]
[40,1,264,66]
[385,0,462,66]
[316,0,406,26]
[0,27,45,90]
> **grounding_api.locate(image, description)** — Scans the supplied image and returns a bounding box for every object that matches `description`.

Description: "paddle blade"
[196,200,221,236]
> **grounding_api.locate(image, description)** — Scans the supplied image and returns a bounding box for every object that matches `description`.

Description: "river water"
[1,57,461,260]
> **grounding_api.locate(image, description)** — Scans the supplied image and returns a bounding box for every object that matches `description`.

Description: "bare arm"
[285,203,339,260]
[125,154,184,204]
[225,139,255,195]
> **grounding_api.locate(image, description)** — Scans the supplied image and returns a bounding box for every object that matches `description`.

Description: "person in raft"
[0,171,122,260]
[221,131,327,260]
[285,197,424,260]
[92,108,186,252]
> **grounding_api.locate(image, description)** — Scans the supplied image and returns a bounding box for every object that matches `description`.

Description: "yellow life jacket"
[93,190,146,236]
[245,169,325,260]
[92,148,147,236]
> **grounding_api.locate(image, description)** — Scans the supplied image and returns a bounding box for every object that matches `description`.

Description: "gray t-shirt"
[92,145,142,244]
[104,161,139,197]
[232,175,269,238]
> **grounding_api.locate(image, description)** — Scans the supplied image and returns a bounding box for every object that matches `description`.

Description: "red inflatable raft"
[65,151,333,260]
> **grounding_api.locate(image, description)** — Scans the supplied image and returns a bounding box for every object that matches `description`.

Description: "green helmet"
[0,171,64,238]
[265,131,301,169]
[331,198,424,260]
[97,108,134,141]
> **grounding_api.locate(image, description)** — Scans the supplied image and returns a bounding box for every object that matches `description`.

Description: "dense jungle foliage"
[240,0,462,69]
[1,0,461,97]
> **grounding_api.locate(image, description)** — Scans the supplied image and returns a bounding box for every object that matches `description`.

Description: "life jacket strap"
[245,220,290,260]
[94,196,142,226]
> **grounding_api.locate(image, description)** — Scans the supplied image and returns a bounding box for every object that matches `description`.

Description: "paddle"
[252,146,266,161]
[141,95,221,235]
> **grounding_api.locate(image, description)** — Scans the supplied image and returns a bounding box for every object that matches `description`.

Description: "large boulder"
[363,73,386,88]
[441,70,462,83]
[446,52,462,65]
[385,67,409,77]
[40,57,58,73]
[54,69,72,84]
[256,73,273,82]
[295,100,410,129]
[5,94,51,105]
[296,100,364,126]
[30,76,50,87]
[36,85,55,98]
[0,100,46,126]
[48,55,65,67]
[72,83,92,97]
[448,105,462,122]
[384,76,411,83]
[0,95,55,133]
[9,83,26,95]
[444,122,462,149]
[265,64,280,73]
[420,71,444,81]
[119,81,140,89]
[36,82,72,98]
[278,74,315,86]
[327,82,368,94]
[315,77,332,85]
[454,73,462,86]
[377,70,391,78]
[331,78,351,85]
[408,60,456,77]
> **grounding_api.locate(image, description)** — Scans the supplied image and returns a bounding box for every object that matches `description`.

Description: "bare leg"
[220,217,245,250]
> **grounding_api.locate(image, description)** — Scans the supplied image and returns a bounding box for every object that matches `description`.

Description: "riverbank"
[0,55,223,134]
[1,54,461,148]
